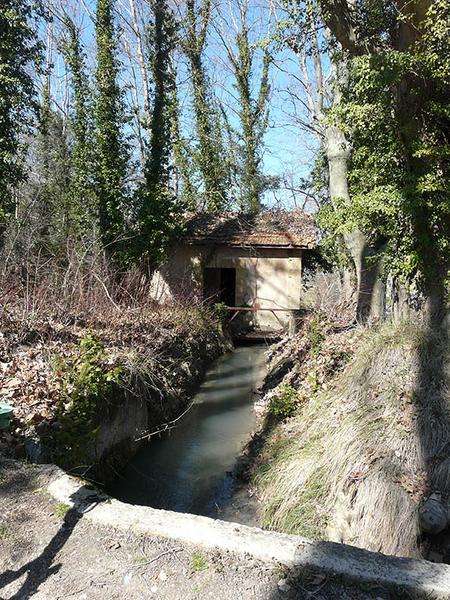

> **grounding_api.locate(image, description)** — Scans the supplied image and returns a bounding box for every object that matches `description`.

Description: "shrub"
[308,315,325,357]
[51,333,123,469]
[269,385,297,419]
[212,301,229,324]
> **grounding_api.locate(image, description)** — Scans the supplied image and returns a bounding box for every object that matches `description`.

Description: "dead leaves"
[0,305,221,440]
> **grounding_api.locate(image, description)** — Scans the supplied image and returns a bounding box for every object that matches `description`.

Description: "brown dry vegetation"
[254,317,450,559]
[0,260,228,466]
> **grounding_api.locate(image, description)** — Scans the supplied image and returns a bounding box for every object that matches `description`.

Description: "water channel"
[110,345,267,524]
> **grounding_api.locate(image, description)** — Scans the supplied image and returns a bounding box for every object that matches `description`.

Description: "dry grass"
[255,318,450,558]
[300,270,356,327]
[0,248,228,436]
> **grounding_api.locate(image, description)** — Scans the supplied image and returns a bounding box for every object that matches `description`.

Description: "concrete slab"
[48,470,450,599]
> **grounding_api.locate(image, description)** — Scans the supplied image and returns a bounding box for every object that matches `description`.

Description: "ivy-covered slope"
[0,305,230,479]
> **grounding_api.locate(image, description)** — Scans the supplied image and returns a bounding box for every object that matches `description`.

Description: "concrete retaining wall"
[48,470,450,599]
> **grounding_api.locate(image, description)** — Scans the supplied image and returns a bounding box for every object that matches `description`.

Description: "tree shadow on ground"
[0,486,103,600]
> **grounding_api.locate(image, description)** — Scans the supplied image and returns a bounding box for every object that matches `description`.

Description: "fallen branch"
[131,547,184,567]
[134,400,196,442]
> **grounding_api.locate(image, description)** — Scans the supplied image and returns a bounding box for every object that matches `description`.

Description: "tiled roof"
[183,210,317,249]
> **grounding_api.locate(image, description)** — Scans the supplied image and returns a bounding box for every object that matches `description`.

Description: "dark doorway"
[204,267,236,306]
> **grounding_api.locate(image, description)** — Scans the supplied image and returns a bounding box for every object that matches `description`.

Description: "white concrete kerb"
[48,470,450,598]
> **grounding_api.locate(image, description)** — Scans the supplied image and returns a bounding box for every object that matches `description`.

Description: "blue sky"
[46,0,322,211]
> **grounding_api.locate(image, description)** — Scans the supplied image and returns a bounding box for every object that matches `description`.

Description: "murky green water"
[110,345,267,521]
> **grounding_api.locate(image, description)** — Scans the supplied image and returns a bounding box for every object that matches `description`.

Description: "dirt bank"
[0,305,230,482]
[250,315,450,560]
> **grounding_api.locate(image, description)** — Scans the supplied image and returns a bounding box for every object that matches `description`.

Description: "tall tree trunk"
[325,124,385,322]
[128,0,151,124]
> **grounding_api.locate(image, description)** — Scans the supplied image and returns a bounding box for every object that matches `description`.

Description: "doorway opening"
[204,267,236,307]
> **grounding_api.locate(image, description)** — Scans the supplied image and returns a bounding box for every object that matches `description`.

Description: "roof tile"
[183,210,317,249]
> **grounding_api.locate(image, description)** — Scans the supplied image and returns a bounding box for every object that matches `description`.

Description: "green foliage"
[53,502,70,518]
[132,0,184,268]
[318,0,450,293]
[32,108,72,252]
[308,315,325,356]
[0,525,10,539]
[212,301,229,323]
[191,551,208,572]
[182,0,230,211]
[171,84,197,209]
[0,0,43,242]
[94,0,129,260]
[269,384,298,418]
[52,333,123,468]
[231,17,272,213]
[62,16,96,238]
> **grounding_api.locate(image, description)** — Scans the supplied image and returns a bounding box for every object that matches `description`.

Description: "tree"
[33,106,71,252]
[133,0,183,268]
[62,16,95,239]
[181,0,229,211]
[273,0,382,320]
[218,0,272,213]
[316,0,450,315]
[94,0,129,259]
[0,0,43,245]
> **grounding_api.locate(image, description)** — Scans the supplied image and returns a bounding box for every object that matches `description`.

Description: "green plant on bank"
[306,368,321,393]
[191,550,208,572]
[0,525,11,539]
[263,466,329,539]
[308,315,325,357]
[269,385,298,419]
[212,301,229,324]
[51,333,123,469]
[53,502,71,519]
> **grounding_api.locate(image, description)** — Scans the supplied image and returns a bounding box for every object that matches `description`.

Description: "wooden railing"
[226,306,293,327]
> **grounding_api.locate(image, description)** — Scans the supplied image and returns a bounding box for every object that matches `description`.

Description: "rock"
[24,436,46,462]
[277,578,291,593]
[419,493,448,534]
[158,569,167,581]
[428,550,444,563]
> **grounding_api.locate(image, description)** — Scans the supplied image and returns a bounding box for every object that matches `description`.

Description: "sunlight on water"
[110,345,267,519]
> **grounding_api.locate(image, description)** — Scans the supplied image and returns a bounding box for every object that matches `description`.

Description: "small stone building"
[152,210,317,332]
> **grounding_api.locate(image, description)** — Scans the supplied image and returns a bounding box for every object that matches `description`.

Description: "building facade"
[151,211,317,332]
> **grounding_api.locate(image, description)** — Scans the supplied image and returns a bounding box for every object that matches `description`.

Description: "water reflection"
[110,345,267,519]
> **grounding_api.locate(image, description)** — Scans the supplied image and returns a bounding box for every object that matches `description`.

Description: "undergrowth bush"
[51,333,124,469]
[308,315,325,357]
[268,385,298,419]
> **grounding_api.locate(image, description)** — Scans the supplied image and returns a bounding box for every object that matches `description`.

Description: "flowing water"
[110,345,267,523]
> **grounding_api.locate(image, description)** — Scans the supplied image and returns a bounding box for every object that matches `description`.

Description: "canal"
[109,345,267,523]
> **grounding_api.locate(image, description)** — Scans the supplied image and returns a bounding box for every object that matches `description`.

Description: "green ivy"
[0,0,43,243]
[318,6,450,293]
[182,0,230,211]
[62,16,96,238]
[94,0,130,261]
[132,0,184,268]
[51,333,123,469]
[269,385,298,418]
